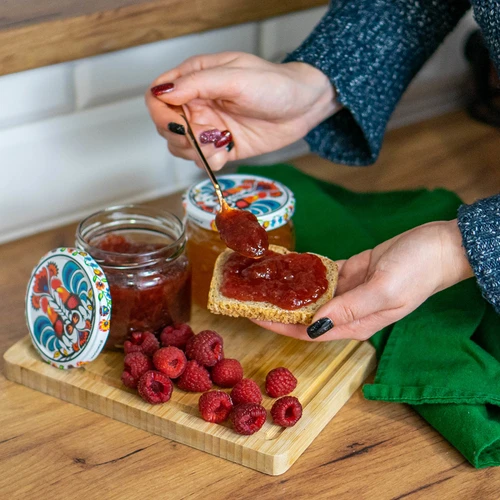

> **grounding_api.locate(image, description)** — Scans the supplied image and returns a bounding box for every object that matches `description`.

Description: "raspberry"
[121,352,153,389]
[211,359,244,388]
[137,370,173,404]
[198,391,233,423]
[185,330,224,367]
[230,403,267,435]
[265,367,297,398]
[230,379,262,405]
[123,331,160,357]
[160,323,194,350]
[177,360,212,392]
[153,346,187,379]
[270,396,302,427]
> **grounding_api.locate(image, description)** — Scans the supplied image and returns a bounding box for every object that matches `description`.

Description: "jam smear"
[92,234,191,348]
[215,207,269,259]
[220,251,328,310]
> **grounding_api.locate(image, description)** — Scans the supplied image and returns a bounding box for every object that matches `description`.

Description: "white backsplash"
[0,9,477,244]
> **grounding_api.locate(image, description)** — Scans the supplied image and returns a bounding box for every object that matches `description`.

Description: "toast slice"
[207,244,338,325]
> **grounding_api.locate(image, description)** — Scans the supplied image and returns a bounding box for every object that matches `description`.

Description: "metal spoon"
[173,105,229,211]
[172,105,269,258]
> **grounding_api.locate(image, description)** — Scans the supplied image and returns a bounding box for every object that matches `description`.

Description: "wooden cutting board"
[4,306,376,475]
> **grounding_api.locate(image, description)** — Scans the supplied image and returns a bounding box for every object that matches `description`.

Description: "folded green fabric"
[239,164,500,468]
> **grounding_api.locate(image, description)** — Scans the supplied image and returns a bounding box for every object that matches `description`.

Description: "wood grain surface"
[0,0,328,76]
[1,111,500,498]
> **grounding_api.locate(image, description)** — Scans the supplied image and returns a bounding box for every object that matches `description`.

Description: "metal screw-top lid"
[184,174,296,231]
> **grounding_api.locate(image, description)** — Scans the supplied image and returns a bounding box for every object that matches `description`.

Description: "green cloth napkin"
[238,164,500,468]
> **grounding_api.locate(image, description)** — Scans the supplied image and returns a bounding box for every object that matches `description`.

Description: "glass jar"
[184,174,296,308]
[76,205,191,350]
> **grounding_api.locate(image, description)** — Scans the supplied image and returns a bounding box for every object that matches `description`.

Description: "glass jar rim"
[76,204,186,267]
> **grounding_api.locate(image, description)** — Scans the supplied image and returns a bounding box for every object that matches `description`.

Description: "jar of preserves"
[76,205,191,350]
[184,174,296,307]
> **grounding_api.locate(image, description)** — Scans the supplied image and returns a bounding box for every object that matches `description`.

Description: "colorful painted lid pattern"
[184,174,296,231]
[25,248,112,369]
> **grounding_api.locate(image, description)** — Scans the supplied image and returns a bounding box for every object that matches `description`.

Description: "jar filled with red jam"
[184,174,296,308]
[76,205,191,350]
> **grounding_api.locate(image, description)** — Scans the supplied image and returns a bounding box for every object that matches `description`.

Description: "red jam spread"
[92,234,191,348]
[94,235,164,254]
[220,251,328,310]
[215,208,269,258]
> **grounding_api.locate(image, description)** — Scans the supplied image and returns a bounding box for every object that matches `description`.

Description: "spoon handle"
[173,105,228,211]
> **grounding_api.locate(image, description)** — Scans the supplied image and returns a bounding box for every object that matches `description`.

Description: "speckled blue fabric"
[458,196,500,312]
[285,0,500,313]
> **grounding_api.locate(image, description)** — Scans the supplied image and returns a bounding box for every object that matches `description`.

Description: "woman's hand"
[145,52,339,170]
[254,220,474,341]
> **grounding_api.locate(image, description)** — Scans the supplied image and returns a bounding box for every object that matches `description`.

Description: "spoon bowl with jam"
[174,105,268,259]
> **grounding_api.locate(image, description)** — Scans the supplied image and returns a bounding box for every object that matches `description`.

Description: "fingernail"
[199,129,222,144]
[226,140,234,153]
[168,122,185,135]
[151,83,175,96]
[307,318,334,339]
[215,130,232,148]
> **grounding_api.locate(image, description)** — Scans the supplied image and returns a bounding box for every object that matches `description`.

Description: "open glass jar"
[76,205,191,350]
[184,174,296,308]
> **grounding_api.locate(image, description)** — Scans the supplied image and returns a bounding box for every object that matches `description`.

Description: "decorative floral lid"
[184,174,296,231]
[25,248,112,369]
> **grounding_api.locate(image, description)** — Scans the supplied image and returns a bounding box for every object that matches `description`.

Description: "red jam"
[215,207,269,258]
[220,251,328,310]
[92,234,191,349]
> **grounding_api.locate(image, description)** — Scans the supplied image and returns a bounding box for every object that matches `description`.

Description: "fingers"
[335,250,371,296]
[150,66,245,106]
[157,119,233,152]
[250,320,310,341]
[251,274,406,343]
[313,309,404,342]
[146,89,234,168]
[315,275,398,326]
[150,52,242,89]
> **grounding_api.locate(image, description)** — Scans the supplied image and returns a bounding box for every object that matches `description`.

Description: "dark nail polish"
[215,130,232,148]
[226,140,234,153]
[151,83,175,96]
[168,122,185,135]
[307,317,334,339]
[199,129,222,144]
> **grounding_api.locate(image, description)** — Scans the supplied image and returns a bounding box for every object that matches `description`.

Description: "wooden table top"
[0,0,327,76]
[1,111,500,499]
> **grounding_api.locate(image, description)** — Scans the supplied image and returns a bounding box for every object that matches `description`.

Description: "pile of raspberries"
[121,325,302,435]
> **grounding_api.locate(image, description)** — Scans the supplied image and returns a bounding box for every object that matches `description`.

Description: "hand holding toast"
[254,220,473,341]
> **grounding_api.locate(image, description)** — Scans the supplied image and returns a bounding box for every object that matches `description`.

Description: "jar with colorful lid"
[184,174,296,307]
[76,205,191,350]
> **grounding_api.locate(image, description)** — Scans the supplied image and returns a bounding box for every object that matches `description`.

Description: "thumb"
[151,67,244,106]
[307,277,395,339]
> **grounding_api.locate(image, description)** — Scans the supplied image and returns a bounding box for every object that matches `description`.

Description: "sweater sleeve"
[284,0,470,166]
[458,196,500,314]
[458,195,500,315]
[470,0,500,71]
[456,1,500,314]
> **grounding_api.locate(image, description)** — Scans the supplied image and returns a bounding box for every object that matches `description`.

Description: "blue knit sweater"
[285,0,500,313]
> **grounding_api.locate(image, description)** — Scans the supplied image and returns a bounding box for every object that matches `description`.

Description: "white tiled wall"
[0,64,75,129]
[75,25,258,109]
[259,6,328,61]
[0,8,478,244]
